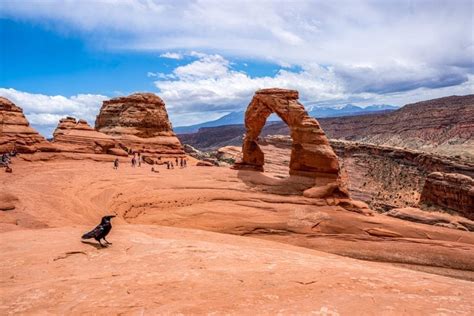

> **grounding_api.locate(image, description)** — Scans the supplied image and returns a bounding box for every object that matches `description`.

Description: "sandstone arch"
[234,88,340,180]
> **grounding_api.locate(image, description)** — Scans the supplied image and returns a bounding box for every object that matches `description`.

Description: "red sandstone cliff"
[420,172,474,220]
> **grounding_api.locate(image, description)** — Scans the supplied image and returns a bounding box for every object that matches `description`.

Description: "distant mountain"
[177,95,474,160]
[309,104,397,118]
[174,104,398,134]
[174,111,245,134]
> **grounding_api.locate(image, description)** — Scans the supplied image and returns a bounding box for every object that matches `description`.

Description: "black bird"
[81,215,116,247]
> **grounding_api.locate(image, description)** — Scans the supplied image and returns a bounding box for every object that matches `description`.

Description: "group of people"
[166,157,187,169]
[112,150,187,172]
[1,149,17,173]
[131,152,142,168]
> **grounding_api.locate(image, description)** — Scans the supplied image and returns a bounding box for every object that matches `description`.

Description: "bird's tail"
[81,231,94,239]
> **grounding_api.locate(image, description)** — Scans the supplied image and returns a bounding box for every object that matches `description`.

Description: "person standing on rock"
[113,158,119,170]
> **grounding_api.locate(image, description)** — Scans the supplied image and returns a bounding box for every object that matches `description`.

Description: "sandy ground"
[1,156,473,314]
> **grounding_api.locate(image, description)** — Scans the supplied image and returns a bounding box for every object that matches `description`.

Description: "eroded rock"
[52,117,119,155]
[0,97,49,153]
[95,93,184,155]
[234,89,340,179]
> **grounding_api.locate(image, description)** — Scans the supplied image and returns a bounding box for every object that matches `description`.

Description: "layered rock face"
[420,172,474,220]
[0,97,48,153]
[95,93,184,155]
[234,89,340,180]
[52,117,127,156]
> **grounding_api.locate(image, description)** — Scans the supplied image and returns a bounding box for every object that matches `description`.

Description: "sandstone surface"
[0,97,49,153]
[95,93,184,155]
[2,159,473,275]
[2,225,474,315]
[1,158,474,313]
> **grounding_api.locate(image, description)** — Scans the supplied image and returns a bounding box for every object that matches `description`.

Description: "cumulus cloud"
[1,0,471,68]
[0,88,108,136]
[160,52,183,60]
[155,53,474,118]
[155,53,345,114]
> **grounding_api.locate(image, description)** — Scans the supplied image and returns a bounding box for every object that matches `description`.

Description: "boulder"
[197,161,214,167]
[0,97,49,153]
[95,93,184,155]
[303,182,348,199]
[0,192,18,211]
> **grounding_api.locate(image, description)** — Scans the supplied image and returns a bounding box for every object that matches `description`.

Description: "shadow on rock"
[81,240,106,250]
[236,170,314,195]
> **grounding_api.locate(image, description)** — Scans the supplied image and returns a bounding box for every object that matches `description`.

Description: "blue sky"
[0,0,473,137]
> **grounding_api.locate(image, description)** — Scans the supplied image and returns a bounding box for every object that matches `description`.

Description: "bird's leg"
[104,238,112,245]
[98,239,107,247]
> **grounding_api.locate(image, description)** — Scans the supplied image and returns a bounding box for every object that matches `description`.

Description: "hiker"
[138,153,141,167]
[183,158,187,167]
[166,161,170,169]
[131,156,136,167]
[113,158,119,169]
[170,161,174,169]
[175,157,178,165]
[2,153,10,164]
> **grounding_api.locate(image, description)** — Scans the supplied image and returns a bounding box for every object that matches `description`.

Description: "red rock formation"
[0,97,49,153]
[420,172,474,220]
[52,117,127,156]
[234,89,340,182]
[95,93,184,155]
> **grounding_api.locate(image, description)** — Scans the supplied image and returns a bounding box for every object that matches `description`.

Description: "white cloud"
[155,53,345,114]
[1,0,471,69]
[159,52,182,60]
[154,53,474,118]
[0,88,108,136]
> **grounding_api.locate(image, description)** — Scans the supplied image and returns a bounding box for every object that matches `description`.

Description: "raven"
[81,215,116,247]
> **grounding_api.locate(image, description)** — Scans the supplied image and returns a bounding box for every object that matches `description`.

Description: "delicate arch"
[234,88,340,179]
